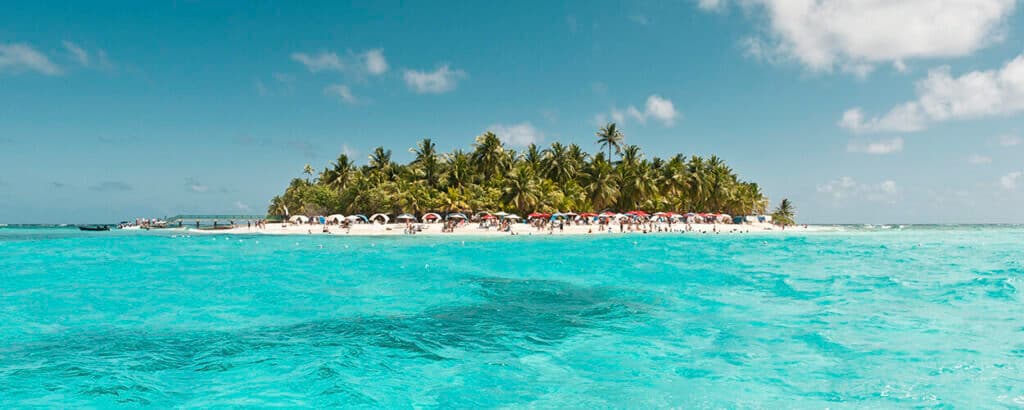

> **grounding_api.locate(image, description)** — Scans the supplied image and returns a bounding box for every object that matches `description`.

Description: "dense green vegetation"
[268,123,778,218]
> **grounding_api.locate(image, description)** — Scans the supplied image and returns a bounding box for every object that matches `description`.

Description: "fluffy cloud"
[724,0,1015,76]
[0,43,61,75]
[324,84,357,104]
[488,122,544,147]
[403,64,466,94]
[363,49,388,75]
[968,154,993,165]
[697,0,725,12]
[817,176,898,202]
[840,53,1024,133]
[838,105,925,133]
[291,49,388,76]
[291,51,345,72]
[846,137,904,155]
[596,95,680,127]
[1000,171,1022,190]
[234,201,250,211]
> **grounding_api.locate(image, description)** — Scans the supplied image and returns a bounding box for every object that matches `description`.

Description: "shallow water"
[1,226,1023,407]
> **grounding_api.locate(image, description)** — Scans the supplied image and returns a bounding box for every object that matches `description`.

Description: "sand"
[177,221,809,237]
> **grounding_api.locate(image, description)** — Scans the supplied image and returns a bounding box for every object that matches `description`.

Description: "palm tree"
[303,163,315,183]
[472,132,506,181]
[502,165,540,214]
[596,122,625,160]
[584,152,619,211]
[410,138,441,188]
[772,198,796,226]
[322,153,356,191]
[542,142,576,184]
[368,146,393,176]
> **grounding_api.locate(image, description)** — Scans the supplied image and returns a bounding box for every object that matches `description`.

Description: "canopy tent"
[481,214,497,220]
[422,212,442,222]
[627,210,650,217]
[579,212,598,218]
[550,212,567,219]
[369,213,390,224]
[474,211,492,218]
[396,213,417,222]
[346,214,369,222]
[504,214,521,220]
[326,214,345,223]
[527,212,551,219]
[289,215,309,223]
[446,213,468,220]
[313,215,326,224]
[493,211,509,217]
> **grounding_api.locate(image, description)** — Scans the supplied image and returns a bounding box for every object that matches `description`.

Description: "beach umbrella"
[396,213,417,222]
[369,213,390,224]
[600,211,616,216]
[482,214,496,220]
[326,214,345,223]
[579,212,598,218]
[288,215,309,223]
[627,210,649,217]
[422,212,442,222]
[447,212,467,220]
[493,211,509,217]
[345,214,369,222]
[504,214,521,220]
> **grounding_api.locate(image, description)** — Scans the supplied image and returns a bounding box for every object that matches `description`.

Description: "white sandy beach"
[176,221,813,236]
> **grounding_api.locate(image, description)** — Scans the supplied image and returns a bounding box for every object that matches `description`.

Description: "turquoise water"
[1,226,1023,407]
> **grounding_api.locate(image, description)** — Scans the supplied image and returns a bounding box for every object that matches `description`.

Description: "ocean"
[1,225,1022,407]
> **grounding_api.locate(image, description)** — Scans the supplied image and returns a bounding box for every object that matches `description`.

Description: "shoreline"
[173,222,818,237]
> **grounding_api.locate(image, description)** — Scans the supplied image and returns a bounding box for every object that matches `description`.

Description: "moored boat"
[78,225,110,231]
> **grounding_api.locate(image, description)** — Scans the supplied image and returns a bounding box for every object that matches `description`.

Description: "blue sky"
[2,0,1023,224]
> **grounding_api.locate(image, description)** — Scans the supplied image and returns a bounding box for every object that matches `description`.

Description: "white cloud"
[893,60,909,74]
[697,0,725,12]
[968,154,993,165]
[402,64,466,94]
[997,134,1021,147]
[727,0,1016,76]
[488,122,544,147]
[234,201,250,211]
[363,49,388,75]
[62,41,89,65]
[817,176,899,202]
[840,52,1024,133]
[846,137,904,155]
[0,43,61,75]
[597,95,680,127]
[291,51,345,72]
[1000,171,1022,190]
[324,84,357,104]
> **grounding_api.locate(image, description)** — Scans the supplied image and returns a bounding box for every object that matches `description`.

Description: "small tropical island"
[247,123,796,235]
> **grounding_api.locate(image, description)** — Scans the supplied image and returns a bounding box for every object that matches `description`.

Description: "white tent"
[369,213,390,224]
[493,211,509,217]
[326,214,345,223]
[422,212,442,223]
[396,213,417,222]
[289,215,309,224]
[346,214,368,223]
[504,214,521,220]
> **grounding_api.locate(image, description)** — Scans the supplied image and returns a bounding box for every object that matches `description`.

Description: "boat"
[78,225,110,231]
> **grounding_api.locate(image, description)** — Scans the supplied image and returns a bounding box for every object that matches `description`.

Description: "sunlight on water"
[1,227,1023,407]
